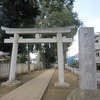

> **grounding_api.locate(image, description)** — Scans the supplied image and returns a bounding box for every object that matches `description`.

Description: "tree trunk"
[27,45,31,74]
[37,50,41,70]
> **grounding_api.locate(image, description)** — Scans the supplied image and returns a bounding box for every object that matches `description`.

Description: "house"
[95,33,100,69]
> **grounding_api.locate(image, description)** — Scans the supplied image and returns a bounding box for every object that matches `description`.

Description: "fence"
[0,63,37,77]
[65,64,79,74]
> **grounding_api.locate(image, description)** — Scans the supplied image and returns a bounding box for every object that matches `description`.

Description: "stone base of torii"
[1,80,21,87]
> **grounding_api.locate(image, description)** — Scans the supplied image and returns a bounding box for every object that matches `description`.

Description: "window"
[96,53,99,57]
[95,40,99,43]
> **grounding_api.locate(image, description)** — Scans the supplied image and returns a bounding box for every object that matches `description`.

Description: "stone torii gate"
[1,26,75,86]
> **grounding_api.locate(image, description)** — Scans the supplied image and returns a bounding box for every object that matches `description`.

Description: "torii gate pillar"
[54,33,70,87]
[57,33,64,83]
[1,33,21,86]
[9,33,19,82]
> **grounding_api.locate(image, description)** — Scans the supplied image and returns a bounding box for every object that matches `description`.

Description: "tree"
[26,44,34,73]
[0,0,82,68]
[1,0,40,28]
[0,0,40,61]
[35,0,82,67]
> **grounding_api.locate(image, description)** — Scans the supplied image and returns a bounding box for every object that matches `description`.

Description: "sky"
[67,0,100,57]
[30,53,37,59]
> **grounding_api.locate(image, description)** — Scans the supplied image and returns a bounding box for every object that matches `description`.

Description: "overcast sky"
[68,0,100,57]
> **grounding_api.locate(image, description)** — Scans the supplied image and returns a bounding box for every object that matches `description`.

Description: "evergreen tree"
[35,0,82,67]
[0,0,40,53]
[1,0,40,28]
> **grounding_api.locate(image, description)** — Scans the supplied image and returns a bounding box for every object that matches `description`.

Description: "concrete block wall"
[0,63,38,77]
[65,64,79,74]
[0,63,10,77]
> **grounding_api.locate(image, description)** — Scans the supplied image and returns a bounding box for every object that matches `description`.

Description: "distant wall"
[0,63,10,77]
[16,63,37,74]
[65,64,79,74]
[0,63,37,77]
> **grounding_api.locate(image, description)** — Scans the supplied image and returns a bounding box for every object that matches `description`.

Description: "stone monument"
[79,27,97,90]
[66,27,100,100]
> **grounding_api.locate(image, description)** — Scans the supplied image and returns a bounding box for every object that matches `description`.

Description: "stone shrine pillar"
[79,27,97,90]
[9,33,19,82]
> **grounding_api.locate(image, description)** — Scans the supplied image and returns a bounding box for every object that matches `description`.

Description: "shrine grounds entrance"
[1,26,75,86]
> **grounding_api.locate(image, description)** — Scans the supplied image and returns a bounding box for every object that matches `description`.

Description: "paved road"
[0,69,55,100]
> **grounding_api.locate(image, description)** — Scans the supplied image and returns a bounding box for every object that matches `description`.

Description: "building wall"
[95,35,100,66]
